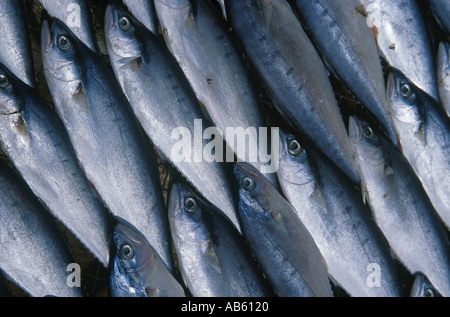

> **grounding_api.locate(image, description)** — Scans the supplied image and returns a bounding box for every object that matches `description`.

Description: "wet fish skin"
[168,183,272,297]
[437,42,450,118]
[40,19,173,272]
[226,0,360,185]
[290,0,397,146]
[0,0,35,87]
[277,130,403,297]
[233,162,333,297]
[348,116,450,297]
[0,162,84,297]
[0,63,112,267]
[154,0,278,187]
[104,5,240,233]
[38,0,98,53]
[386,69,450,229]
[109,219,186,297]
[429,0,450,35]
[359,0,439,101]
[123,0,158,34]
[409,272,442,297]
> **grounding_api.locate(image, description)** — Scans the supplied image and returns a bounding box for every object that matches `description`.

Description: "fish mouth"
[104,4,122,33]
[348,116,363,145]
[41,20,53,50]
[114,218,147,247]
[386,71,400,104]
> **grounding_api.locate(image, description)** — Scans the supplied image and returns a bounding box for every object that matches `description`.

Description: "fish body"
[123,0,158,34]
[0,0,35,87]
[277,130,402,297]
[291,0,397,145]
[437,42,450,118]
[38,0,98,52]
[154,0,278,186]
[359,0,439,101]
[0,64,111,267]
[109,219,185,297]
[168,183,272,297]
[233,162,333,297]
[429,0,450,35]
[386,69,450,229]
[41,19,173,271]
[226,0,360,184]
[0,162,83,297]
[104,5,240,233]
[348,116,450,297]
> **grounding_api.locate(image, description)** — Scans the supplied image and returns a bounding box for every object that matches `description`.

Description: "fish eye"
[0,73,9,88]
[119,16,131,31]
[400,83,412,98]
[363,126,374,140]
[184,197,199,213]
[424,288,435,297]
[57,35,72,51]
[288,139,302,156]
[242,177,255,191]
[119,243,135,260]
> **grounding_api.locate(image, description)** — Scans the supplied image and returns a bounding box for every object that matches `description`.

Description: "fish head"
[104,5,143,70]
[348,116,387,169]
[386,69,422,125]
[278,130,314,186]
[0,65,23,115]
[410,272,442,297]
[109,219,159,297]
[41,19,83,87]
[168,183,210,245]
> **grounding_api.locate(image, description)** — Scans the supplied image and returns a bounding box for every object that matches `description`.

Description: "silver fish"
[290,0,397,145]
[429,0,450,35]
[233,162,333,297]
[0,162,84,297]
[409,272,442,297]
[123,0,158,34]
[359,0,439,101]
[168,183,272,297]
[0,0,35,87]
[386,69,450,229]
[104,5,240,233]
[348,116,450,297]
[40,19,173,272]
[0,64,111,267]
[109,219,186,297]
[226,0,360,184]
[437,42,450,118]
[154,0,278,187]
[277,130,403,297]
[38,0,98,53]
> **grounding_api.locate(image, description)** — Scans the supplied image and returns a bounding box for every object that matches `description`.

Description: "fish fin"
[12,113,30,142]
[383,164,394,177]
[204,242,221,274]
[309,183,328,214]
[72,82,89,115]
[118,57,143,72]
[260,0,273,27]
[145,287,161,297]
[414,124,426,146]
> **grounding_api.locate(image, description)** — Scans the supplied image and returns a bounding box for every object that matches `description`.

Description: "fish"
[409,272,442,297]
[290,0,398,145]
[109,218,186,297]
[233,162,333,297]
[154,0,279,187]
[437,42,450,118]
[429,0,450,35]
[0,0,35,87]
[167,182,272,297]
[226,0,360,184]
[0,63,112,267]
[0,161,84,297]
[359,0,439,101]
[276,130,403,297]
[348,115,450,297]
[38,0,98,53]
[123,0,158,35]
[40,19,174,272]
[386,69,450,229]
[103,4,240,233]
